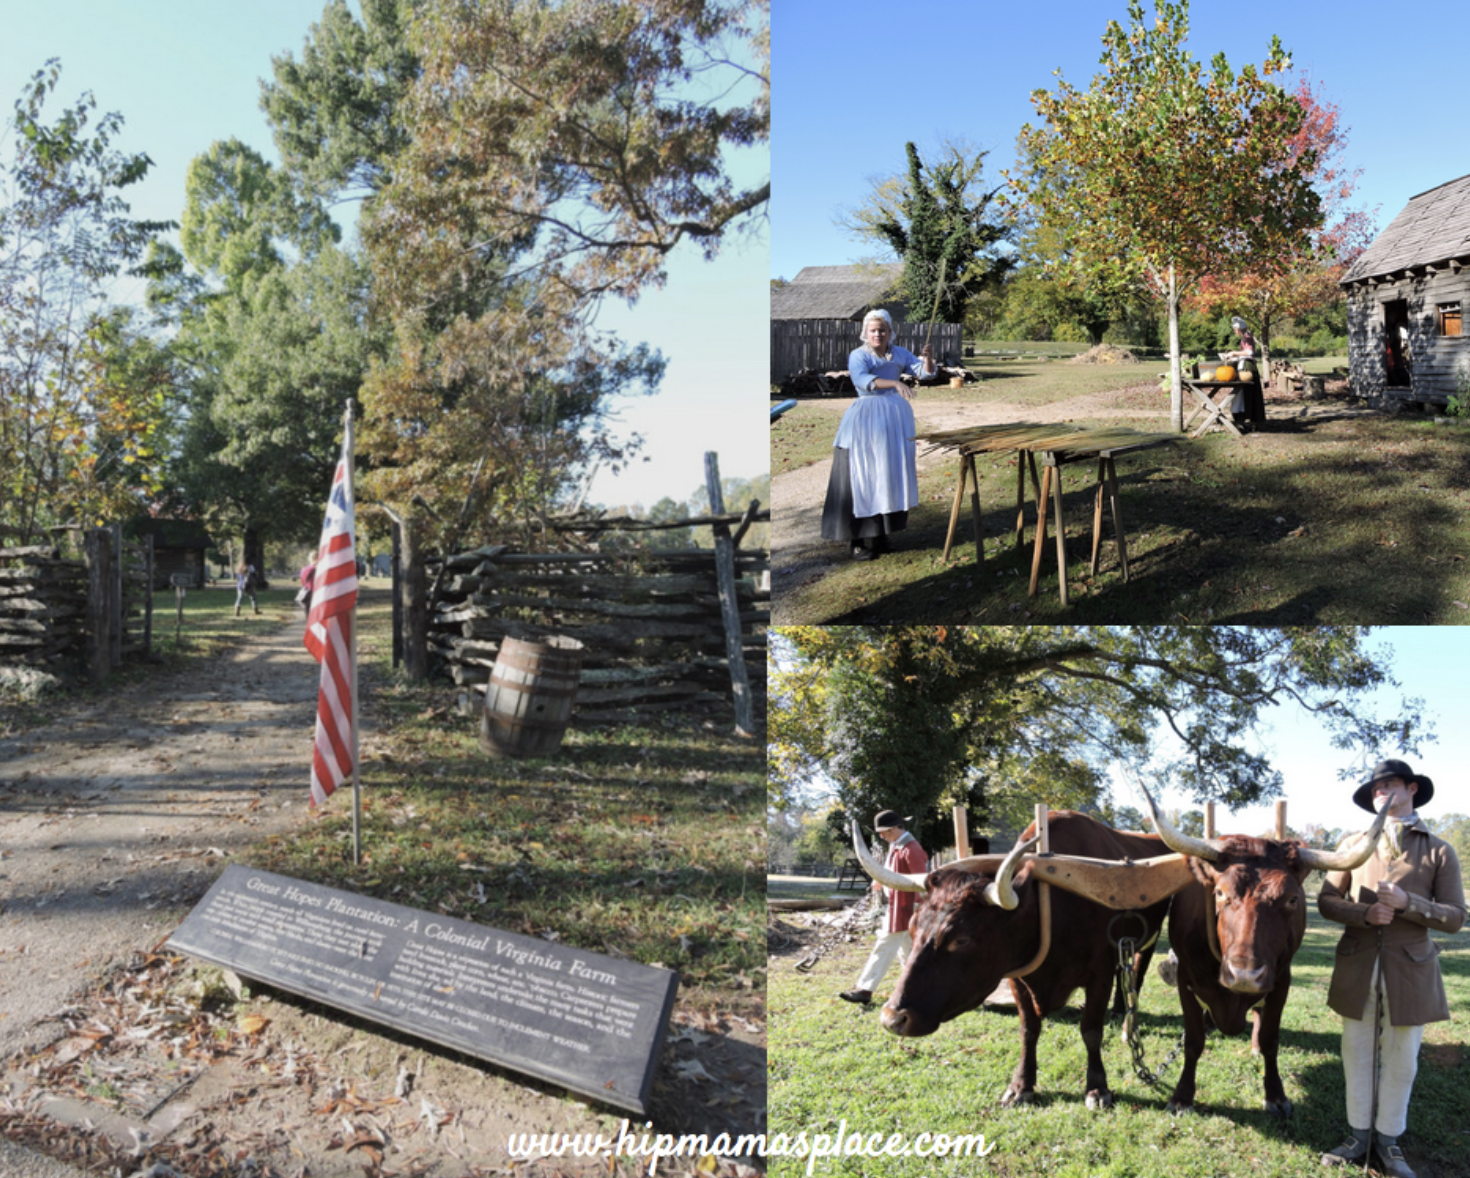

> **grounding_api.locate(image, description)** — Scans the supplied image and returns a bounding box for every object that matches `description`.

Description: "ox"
[1140,786,1386,1116]
[853,811,1179,1109]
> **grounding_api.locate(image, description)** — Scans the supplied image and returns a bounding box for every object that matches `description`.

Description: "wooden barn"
[770,263,960,382]
[125,518,212,589]
[1340,173,1470,407]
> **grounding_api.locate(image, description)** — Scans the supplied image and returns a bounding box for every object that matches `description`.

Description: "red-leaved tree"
[1190,78,1377,351]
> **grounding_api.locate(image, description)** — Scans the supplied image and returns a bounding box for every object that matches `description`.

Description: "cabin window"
[1438,302,1462,337]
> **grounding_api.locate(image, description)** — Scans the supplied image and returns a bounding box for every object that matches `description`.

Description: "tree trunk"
[243,527,265,584]
[399,515,428,681]
[1168,263,1183,432]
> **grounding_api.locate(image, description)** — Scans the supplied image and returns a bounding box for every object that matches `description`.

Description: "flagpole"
[345,400,361,866]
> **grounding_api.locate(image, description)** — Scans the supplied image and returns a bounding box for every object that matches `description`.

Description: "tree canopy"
[1011,0,1323,430]
[770,627,1427,851]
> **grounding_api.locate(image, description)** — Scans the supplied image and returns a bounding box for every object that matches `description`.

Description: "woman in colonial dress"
[820,309,935,559]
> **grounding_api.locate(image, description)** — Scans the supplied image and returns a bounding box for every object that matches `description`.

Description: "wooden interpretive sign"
[167,866,678,1114]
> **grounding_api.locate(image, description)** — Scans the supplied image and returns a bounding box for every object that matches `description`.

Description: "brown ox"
[854,811,1173,1109]
[1141,787,1386,1116]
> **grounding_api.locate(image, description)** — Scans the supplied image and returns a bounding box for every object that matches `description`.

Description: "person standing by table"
[1221,315,1261,425]
[1319,759,1465,1178]
[820,309,934,560]
[840,810,929,1004]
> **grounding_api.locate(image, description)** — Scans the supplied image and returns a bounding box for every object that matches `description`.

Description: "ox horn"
[1297,805,1390,872]
[1140,783,1226,861]
[983,832,1042,910]
[850,819,929,893]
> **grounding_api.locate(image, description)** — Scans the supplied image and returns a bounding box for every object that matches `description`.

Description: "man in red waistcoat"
[840,810,928,1005]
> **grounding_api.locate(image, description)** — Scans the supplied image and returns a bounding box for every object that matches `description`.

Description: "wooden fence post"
[1205,801,1216,839]
[953,806,970,860]
[84,528,112,682]
[109,522,123,669]
[704,452,754,735]
[400,515,428,681]
[1035,804,1051,854]
[143,533,154,658]
[391,519,403,669]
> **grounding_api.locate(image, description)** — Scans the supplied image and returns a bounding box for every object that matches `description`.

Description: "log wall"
[1346,269,1470,404]
[428,546,769,726]
[770,319,963,383]
[0,545,88,670]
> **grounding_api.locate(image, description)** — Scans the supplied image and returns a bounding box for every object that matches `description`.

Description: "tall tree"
[1013,0,1322,431]
[0,62,173,539]
[843,141,1011,328]
[770,627,1427,836]
[1188,78,1377,351]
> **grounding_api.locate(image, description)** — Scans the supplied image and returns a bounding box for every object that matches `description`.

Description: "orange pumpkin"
[1215,365,1237,382]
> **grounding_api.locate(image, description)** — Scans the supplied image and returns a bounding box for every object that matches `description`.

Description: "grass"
[148,584,304,660]
[235,589,766,1013]
[769,907,1470,1178]
[774,357,1470,623]
[768,873,855,902]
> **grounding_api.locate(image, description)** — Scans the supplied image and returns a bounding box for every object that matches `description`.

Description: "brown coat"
[1318,817,1465,1026]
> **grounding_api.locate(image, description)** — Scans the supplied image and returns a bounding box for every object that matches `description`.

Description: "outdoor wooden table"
[1183,378,1260,438]
[916,423,1176,605]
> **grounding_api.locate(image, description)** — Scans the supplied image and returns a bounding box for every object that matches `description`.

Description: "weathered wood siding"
[1347,271,1470,404]
[770,319,963,383]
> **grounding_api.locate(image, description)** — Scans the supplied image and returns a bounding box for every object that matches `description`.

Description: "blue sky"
[772,0,1470,281]
[2,0,767,510]
[1117,626,1465,840]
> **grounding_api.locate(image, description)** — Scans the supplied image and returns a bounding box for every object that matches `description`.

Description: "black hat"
[873,810,910,831]
[1352,759,1434,813]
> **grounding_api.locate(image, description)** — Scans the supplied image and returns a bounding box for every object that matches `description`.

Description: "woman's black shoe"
[851,543,874,561]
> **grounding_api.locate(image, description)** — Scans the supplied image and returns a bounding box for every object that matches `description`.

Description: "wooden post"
[953,806,970,860]
[142,534,154,658]
[401,515,428,682]
[109,522,123,669]
[1035,803,1051,855]
[1275,800,1287,841]
[705,451,754,736]
[84,528,112,683]
[1205,801,1216,839]
[391,519,403,669]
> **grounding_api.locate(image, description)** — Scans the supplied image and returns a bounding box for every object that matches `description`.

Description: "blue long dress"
[820,345,924,542]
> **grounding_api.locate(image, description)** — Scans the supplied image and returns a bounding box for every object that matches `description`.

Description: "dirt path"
[0,607,326,1061]
[1,596,763,1177]
[771,387,1158,618]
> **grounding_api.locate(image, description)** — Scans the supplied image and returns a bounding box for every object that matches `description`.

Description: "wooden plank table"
[918,424,1177,606]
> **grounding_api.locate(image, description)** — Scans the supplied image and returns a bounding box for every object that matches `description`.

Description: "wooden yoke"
[942,851,1195,911]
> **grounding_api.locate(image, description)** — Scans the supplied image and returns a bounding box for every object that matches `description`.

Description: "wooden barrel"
[479,636,585,757]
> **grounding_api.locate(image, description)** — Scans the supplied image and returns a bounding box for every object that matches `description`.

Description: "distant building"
[125,518,212,588]
[1341,174,1470,407]
[770,263,908,322]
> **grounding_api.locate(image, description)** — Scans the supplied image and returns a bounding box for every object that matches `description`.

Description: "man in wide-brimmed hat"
[839,810,928,1005]
[1319,760,1465,1178]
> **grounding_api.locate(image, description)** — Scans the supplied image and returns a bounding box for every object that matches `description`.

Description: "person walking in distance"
[840,810,928,1005]
[1319,760,1464,1178]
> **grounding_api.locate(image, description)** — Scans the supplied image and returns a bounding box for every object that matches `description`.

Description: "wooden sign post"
[953,805,970,860]
[1275,800,1288,841]
[1035,803,1051,854]
[1205,801,1216,839]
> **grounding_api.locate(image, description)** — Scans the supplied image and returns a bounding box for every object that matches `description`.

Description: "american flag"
[305,421,359,808]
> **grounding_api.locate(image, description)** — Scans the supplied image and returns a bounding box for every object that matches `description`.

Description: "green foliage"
[1011,0,1323,430]
[0,62,174,537]
[861,141,1011,328]
[770,627,1427,827]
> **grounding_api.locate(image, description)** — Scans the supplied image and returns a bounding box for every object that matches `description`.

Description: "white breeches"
[856,928,912,993]
[1341,956,1424,1137]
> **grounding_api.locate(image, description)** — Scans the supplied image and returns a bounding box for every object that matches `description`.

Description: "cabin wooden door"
[1384,299,1410,385]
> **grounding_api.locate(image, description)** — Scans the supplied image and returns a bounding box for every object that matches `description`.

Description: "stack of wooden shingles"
[0,545,87,669]
[428,546,768,725]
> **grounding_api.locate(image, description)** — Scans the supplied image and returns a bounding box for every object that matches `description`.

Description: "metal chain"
[1112,925,1187,1088]
[794,889,877,973]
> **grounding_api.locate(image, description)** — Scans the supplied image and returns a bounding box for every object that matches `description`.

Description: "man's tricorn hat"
[1352,759,1434,813]
[873,810,910,831]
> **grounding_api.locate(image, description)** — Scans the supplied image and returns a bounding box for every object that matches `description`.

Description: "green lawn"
[769,908,1470,1178]
[774,358,1470,624]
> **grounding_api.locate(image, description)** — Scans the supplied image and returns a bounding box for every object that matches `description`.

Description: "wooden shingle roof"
[1341,173,1470,285]
[770,263,904,319]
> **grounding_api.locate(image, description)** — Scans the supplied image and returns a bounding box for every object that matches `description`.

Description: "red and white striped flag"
[305,418,359,807]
